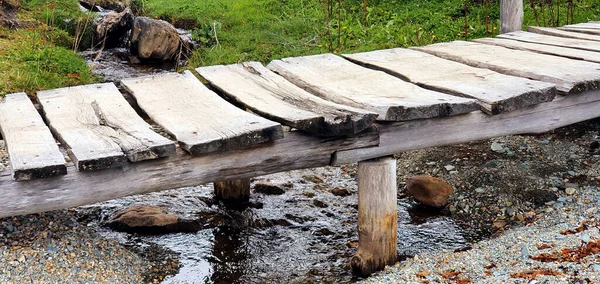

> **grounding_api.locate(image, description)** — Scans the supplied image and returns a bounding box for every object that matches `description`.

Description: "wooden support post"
[500,0,524,34]
[213,179,251,203]
[351,156,398,276]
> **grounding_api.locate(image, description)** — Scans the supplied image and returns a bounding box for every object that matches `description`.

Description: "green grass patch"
[0,27,97,96]
[134,0,600,68]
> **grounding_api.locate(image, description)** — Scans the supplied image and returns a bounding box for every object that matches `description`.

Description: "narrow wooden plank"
[38,83,175,171]
[343,48,556,114]
[0,93,66,180]
[528,26,600,42]
[500,0,523,34]
[498,30,600,52]
[562,22,600,30]
[333,89,600,165]
[196,62,378,136]
[474,37,600,64]
[120,71,284,155]
[414,41,600,94]
[267,54,479,121]
[559,27,600,36]
[0,127,379,218]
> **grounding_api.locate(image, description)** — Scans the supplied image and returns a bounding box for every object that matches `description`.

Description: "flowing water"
[78,166,480,283]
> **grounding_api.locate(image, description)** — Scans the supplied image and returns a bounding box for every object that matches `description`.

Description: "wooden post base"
[351,156,398,277]
[213,178,251,203]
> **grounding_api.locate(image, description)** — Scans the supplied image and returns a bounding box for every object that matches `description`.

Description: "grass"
[133,0,600,67]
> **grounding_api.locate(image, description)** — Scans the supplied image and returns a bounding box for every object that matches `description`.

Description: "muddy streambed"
[76,167,477,283]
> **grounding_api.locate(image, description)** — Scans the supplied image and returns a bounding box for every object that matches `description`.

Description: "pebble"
[474,187,486,193]
[565,188,576,195]
[444,165,455,171]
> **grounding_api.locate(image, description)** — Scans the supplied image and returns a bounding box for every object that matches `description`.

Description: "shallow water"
[79,167,479,283]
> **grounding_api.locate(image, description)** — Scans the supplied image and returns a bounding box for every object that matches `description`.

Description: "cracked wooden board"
[474,37,600,64]
[415,41,600,94]
[528,26,600,42]
[267,54,479,121]
[196,62,378,137]
[0,93,67,180]
[120,71,284,155]
[37,83,175,171]
[497,31,600,52]
[343,48,556,115]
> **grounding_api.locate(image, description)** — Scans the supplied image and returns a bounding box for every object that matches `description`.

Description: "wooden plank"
[497,30,600,52]
[120,71,284,155]
[414,41,600,94]
[0,93,66,180]
[0,127,379,218]
[333,89,600,165]
[474,37,600,64]
[500,0,523,34]
[562,22,600,30]
[527,26,600,42]
[38,83,175,171]
[267,54,479,121]
[196,62,378,137]
[343,48,556,114]
[559,27,600,36]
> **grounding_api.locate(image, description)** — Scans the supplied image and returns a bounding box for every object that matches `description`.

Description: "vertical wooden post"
[351,156,398,276]
[500,0,524,34]
[213,178,251,203]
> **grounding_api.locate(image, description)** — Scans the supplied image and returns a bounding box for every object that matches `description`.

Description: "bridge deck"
[1,23,600,218]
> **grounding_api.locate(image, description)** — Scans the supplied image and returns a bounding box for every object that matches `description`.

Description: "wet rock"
[331,187,351,197]
[406,176,454,208]
[313,199,329,208]
[107,205,200,234]
[94,7,133,48]
[303,175,324,184]
[0,0,19,28]
[253,182,286,195]
[314,227,334,236]
[130,17,180,62]
[522,189,558,206]
[80,0,131,12]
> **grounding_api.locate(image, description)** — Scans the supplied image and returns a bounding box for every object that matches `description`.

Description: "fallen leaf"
[457,278,471,284]
[440,271,462,279]
[537,243,554,250]
[511,268,562,279]
[416,270,430,278]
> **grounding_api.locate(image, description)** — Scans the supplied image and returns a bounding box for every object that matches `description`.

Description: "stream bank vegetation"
[1,0,599,96]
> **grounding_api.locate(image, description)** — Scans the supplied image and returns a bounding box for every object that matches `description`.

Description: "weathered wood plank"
[562,22,600,30]
[0,127,379,218]
[196,62,378,136]
[267,54,479,121]
[474,37,600,64]
[38,83,175,171]
[333,89,600,165]
[497,30,600,52]
[559,27,600,36]
[0,93,66,180]
[121,71,284,155]
[343,48,556,114]
[528,26,600,42]
[500,0,523,34]
[414,41,600,93]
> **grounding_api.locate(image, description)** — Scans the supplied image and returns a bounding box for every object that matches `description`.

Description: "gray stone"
[94,7,133,48]
[130,17,180,61]
[491,142,505,153]
[444,165,455,171]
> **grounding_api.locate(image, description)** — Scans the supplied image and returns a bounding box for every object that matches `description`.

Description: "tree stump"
[351,156,398,277]
[213,178,251,203]
[500,0,524,34]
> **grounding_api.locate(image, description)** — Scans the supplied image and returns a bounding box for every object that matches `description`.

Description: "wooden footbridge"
[2,16,600,275]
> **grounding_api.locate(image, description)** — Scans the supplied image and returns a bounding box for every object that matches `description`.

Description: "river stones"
[130,17,180,61]
[406,176,454,207]
[95,7,134,48]
[106,205,201,234]
[80,0,131,12]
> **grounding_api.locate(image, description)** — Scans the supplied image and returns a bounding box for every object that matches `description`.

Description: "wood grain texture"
[559,27,600,35]
[333,89,600,165]
[0,93,66,180]
[196,62,378,137]
[120,71,284,155]
[267,54,479,121]
[0,128,379,218]
[474,37,600,64]
[351,156,397,277]
[528,26,600,42]
[498,30,600,52]
[343,48,556,114]
[414,41,600,94]
[500,0,523,34]
[213,178,251,203]
[38,83,175,171]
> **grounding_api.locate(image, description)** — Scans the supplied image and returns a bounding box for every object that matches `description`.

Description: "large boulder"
[94,7,133,48]
[130,17,180,62]
[80,0,131,12]
[406,176,454,208]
